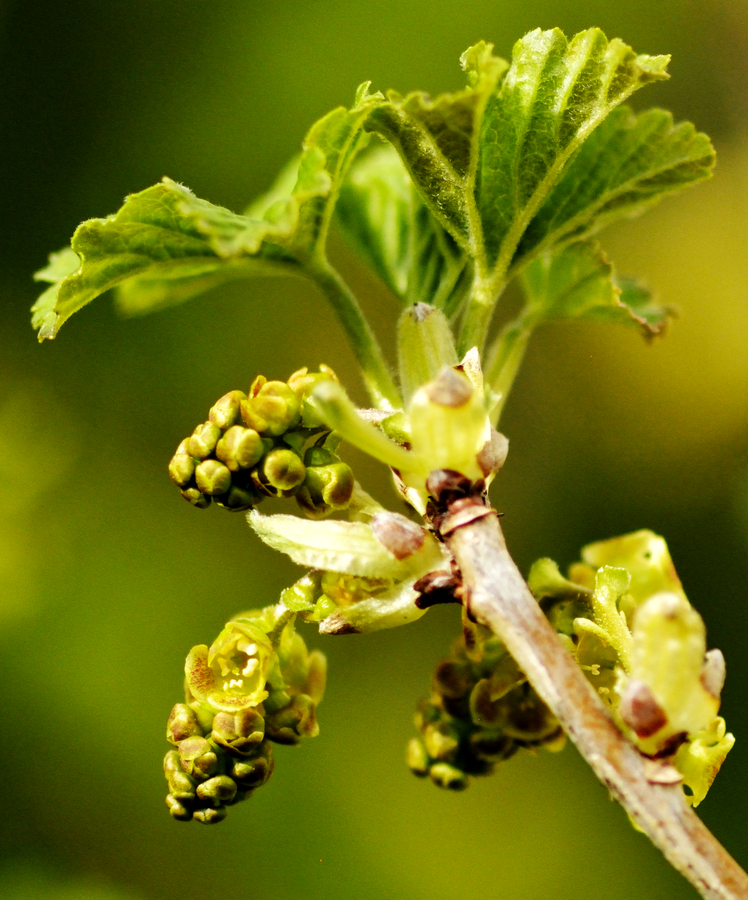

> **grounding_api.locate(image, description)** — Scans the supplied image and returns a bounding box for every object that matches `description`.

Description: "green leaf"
[31,86,383,341]
[486,241,672,421]
[365,41,509,249]
[366,29,673,282]
[519,241,672,336]
[476,28,670,273]
[336,143,469,314]
[513,107,715,268]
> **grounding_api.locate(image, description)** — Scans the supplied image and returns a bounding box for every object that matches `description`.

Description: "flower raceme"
[168,366,354,517]
[165,606,326,823]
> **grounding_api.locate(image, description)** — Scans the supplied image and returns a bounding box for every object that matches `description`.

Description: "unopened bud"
[167,704,203,745]
[211,709,265,756]
[216,426,264,471]
[180,486,211,509]
[469,731,517,763]
[423,721,460,762]
[193,805,227,825]
[164,750,198,800]
[195,459,232,496]
[188,422,221,459]
[178,736,220,780]
[166,794,193,821]
[429,762,467,791]
[288,366,338,427]
[259,448,306,493]
[168,439,196,487]
[296,462,354,518]
[214,483,259,512]
[196,775,238,804]
[266,694,318,744]
[406,737,429,776]
[433,659,474,699]
[230,742,274,789]
[209,390,247,430]
[241,381,300,436]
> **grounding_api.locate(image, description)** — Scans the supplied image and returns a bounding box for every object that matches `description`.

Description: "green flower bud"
[209,390,247,430]
[241,381,300,436]
[280,572,322,613]
[230,741,275,789]
[296,461,355,519]
[287,365,338,428]
[406,737,430,776]
[423,720,461,762]
[180,486,211,508]
[216,426,264,472]
[196,775,238,805]
[164,749,198,799]
[193,805,227,825]
[178,736,220,780]
[166,794,193,821]
[185,619,274,713]
[211,709,265,756]
[468,731,517,763]
[168,439,196,487]
[195,459,232,496]
[266,694,318,744]
[258,448,306,493]
[432,659,474,700]
[214,483,260,512]
[188,422,221,459]
[301,650,327,705]
[428,762,467,791]
[674,717,735,807]
[167,704,203,745]
[495,685,560,744]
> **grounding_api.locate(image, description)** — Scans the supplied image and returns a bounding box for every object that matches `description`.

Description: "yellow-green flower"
[185,619,275,712]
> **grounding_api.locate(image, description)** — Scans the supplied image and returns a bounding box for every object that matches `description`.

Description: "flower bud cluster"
[168,367,354,518]
[164,704,275,823]
[407,613,563,790]
[529,530,735,807]
[164,605,326,823]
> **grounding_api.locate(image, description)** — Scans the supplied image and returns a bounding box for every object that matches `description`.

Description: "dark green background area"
[1,2,747,898]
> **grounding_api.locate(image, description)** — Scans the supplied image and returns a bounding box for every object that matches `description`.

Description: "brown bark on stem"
[445,511,748,900]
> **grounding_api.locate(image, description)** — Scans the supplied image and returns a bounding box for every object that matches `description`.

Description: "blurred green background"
[2,1,747,898]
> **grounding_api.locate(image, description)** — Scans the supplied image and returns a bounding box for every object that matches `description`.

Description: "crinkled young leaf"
[514,106,715,268]
[365,41,509,249]
[367,29,672,281]
[476,28,670,273]
[519,241,672,337]
[336,143,470,315]
[31,86,383,340]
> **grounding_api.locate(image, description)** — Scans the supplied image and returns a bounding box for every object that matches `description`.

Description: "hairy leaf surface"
[32,88,382,340]
[366,28,682,286]
[520,241,671,336]
[336,143,469,315]
[476,28,669,272]
[513,107,715,267]
[365,41,509,250]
